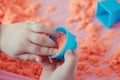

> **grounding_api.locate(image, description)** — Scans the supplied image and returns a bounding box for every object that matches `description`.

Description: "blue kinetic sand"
[96,0,120,28]
[49,26,77,60]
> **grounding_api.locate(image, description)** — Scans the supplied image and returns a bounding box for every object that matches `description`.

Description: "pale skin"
[0,21,77,80]
[40,50,77,80]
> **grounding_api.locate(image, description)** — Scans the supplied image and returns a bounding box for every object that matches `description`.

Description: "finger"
[63,50,77,71]
[61,50,77,80]
[16,54,42,62]
[27,43,58,56]
[29,32,57,47]
[27,21,59,38]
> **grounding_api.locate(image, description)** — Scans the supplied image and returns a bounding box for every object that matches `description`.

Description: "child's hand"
[40,50,78,80]
[0,21,59,62]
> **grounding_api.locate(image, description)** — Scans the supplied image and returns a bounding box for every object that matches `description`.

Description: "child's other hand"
[40,50,78,80]
[0,21,59,62]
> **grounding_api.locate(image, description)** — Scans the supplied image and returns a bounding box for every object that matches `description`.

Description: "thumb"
[61,50,77,80]
[64,50,77,67]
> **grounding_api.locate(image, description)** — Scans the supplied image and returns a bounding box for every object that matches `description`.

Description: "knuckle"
[48,48,53,55]
[30,23,39,31]
[40,47,48,54]
[33,24,39,30]
[39,35,44,43]
[28,21,37,25]
[31,21,37,24]
[32,23,43,30]
[29,45,39,53]
[33,34,39,42]
[28,22,45,32]
[25,21,34,27]
[38,24,44,31]
[44,47,48,54]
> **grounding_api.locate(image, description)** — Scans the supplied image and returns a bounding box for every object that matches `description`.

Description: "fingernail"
[66,50,73,56]
[66,50,72,53]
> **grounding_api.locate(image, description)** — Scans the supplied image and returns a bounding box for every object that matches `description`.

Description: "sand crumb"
[47,6,55,13]
[55,32,66,55]
[101,29,119,40]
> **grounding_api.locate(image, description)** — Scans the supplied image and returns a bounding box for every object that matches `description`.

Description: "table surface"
[0,0,120,80]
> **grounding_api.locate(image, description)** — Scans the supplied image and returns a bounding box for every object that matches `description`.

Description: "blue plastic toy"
[96,0,120,28]
[49,26,77,60]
